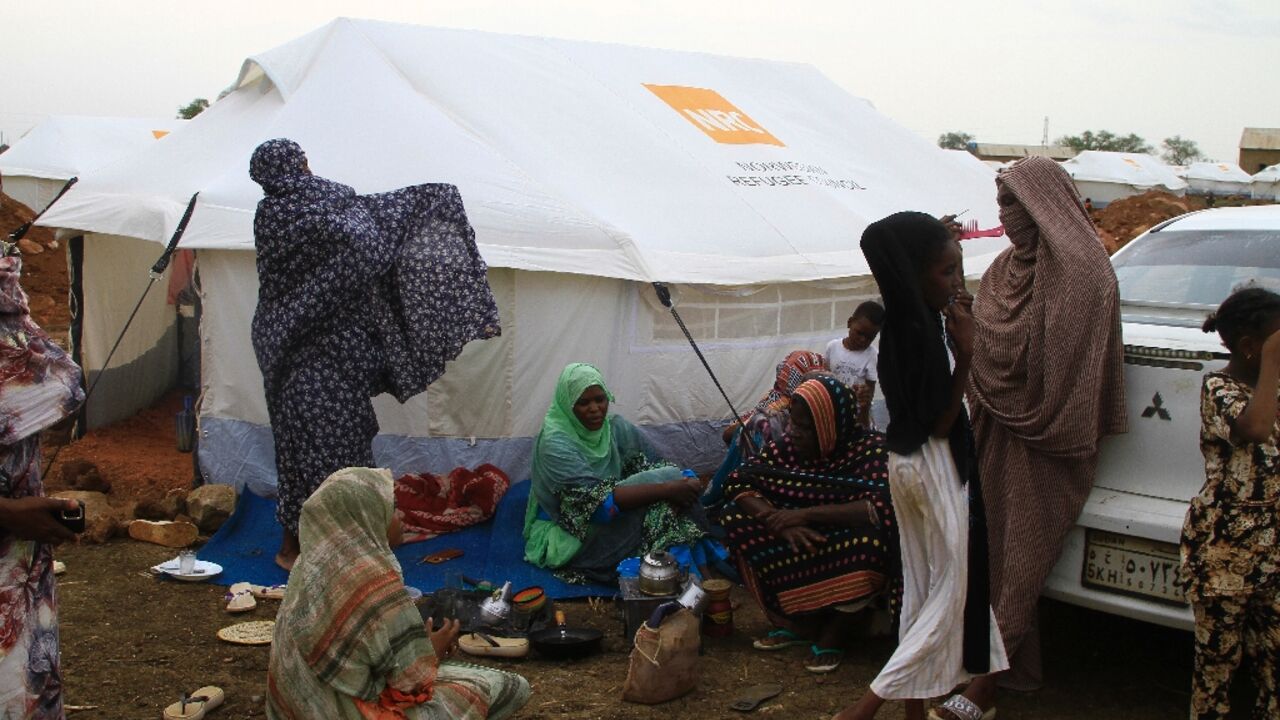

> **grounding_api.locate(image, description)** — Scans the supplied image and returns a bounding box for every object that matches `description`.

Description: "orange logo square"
[644,84,784,147]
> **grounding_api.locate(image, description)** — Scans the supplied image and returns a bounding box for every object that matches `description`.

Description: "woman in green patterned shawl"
[524,363,715,584]
[267,467,529,720]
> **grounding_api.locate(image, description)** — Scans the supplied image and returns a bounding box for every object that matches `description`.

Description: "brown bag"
[622,608,701,704]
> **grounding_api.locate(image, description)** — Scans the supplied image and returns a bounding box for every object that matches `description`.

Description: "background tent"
[40,18,1008,495]
[0,116,185,212]
[1251,164,1280,201]
[1182,161,1253,196]
[1060,151,1187,207]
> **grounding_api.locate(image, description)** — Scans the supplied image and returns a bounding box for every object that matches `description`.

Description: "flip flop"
[163,686,225,719]
[224,583,256,614]
[751,629,809,651]
[249,583,287,601]
[804,645,844,674]
[458,632,530,658]
[928,695,996,720]
[729,683,783,712]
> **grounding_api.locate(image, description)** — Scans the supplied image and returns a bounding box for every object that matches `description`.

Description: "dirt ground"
[54,539,1198,720]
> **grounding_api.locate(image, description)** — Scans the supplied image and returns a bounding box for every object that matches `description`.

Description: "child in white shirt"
[825,301,884,428]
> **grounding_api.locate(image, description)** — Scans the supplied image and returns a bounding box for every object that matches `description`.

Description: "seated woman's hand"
[777,526,827,554]
[763,507,809,536]
[426,617,461,660]
[664,477,703,511]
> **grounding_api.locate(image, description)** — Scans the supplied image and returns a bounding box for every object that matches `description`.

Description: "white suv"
[1042,204,1280,630]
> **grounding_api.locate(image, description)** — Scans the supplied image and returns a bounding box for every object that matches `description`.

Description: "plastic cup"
[178,550,197,575]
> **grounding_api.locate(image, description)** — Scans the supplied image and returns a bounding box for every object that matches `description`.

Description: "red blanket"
[393,464,510,543]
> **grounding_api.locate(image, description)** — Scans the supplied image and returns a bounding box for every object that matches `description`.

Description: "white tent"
[0,116,185,213]
[1183,161,1253,196]
[941,149,999,181]
[40,19,1008,495]
[1060,151,1187,207]
[1251,164,1280,201]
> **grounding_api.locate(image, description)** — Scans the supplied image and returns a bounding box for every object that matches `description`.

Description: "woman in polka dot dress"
[720,375,897,673]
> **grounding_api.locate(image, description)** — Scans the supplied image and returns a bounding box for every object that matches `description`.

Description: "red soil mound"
[0,192,70,342]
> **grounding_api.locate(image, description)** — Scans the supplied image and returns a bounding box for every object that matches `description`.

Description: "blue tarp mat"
[197,480,616,598]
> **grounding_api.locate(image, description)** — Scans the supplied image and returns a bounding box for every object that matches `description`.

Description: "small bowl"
[406,586,423,602]
[513,586,546,613]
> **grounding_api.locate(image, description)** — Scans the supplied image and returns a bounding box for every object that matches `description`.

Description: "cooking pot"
[638,552,683,596]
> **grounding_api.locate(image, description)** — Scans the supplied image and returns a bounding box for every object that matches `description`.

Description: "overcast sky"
[2,0,1277,163]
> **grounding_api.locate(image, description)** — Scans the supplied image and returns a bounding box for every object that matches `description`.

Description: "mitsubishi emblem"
[1142,392,1172,421]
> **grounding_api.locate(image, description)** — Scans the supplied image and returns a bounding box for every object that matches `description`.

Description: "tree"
[1161,135,1206,165]
[938,131,975,150]
[177,98,210,120]
[1055,130,1152,154]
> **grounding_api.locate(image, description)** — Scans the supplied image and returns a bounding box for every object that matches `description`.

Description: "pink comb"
[958,219,1004,240]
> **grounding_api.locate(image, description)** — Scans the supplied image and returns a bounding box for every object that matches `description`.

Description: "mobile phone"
[52,500,85,534]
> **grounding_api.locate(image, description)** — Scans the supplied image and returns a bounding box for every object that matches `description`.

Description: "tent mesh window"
[646,279,880,344]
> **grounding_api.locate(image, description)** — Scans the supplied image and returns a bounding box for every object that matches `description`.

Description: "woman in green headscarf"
[524,363,714,584]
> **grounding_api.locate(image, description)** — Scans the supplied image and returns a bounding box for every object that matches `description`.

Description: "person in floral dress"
[0,252,84,719]
[1181,286,1280,720]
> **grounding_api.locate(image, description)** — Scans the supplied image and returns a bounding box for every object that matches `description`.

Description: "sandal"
[729,683,784,712]
[804,645,844,674]
[928,695,996,720]
[752,629,809,651]
[224,583,256,614]
[163,686,225,719]
[249,583,287,601]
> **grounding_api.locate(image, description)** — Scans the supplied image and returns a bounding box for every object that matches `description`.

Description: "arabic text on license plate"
[1082,530,1186,605]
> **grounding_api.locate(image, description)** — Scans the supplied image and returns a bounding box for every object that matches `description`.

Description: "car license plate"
[1082,530,1186,605]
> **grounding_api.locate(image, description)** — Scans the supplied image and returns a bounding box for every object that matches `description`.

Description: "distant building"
[1240,128,1280,173]
[968,143,1077,163]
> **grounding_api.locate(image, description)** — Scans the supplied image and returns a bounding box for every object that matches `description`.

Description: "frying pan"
[528,611,603,660]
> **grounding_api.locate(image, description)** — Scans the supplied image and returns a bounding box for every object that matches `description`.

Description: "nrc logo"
[645,84,784,147]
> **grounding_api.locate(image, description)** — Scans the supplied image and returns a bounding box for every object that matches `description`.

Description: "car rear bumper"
[1042,488,1194,631]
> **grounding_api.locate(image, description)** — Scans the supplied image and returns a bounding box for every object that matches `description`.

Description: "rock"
[186,484,236,534]
[127,519,198,548]
[17,238,43,255]
[134,487,186,521]
[59,459,111,494]
[49,490,131,543]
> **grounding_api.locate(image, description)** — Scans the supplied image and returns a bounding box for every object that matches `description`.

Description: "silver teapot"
[638,552,683,596]
[478,580,513,625]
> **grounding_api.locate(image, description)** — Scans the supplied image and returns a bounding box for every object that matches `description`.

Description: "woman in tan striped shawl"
[266,467,529,720]
[952,156,1126,717]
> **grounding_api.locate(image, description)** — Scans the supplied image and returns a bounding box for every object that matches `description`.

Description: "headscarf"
[969,157,1127,456]
[269,468,436,713]
[753,350,826,415]
[0,255,84,448]
[249,139,310,197]
[538,363,615,468]
[736,376,882,489]
[859,212,957,460]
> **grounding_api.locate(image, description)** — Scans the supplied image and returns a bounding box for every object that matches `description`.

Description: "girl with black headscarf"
[836,213,1007,720]
[249,139,500,570]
